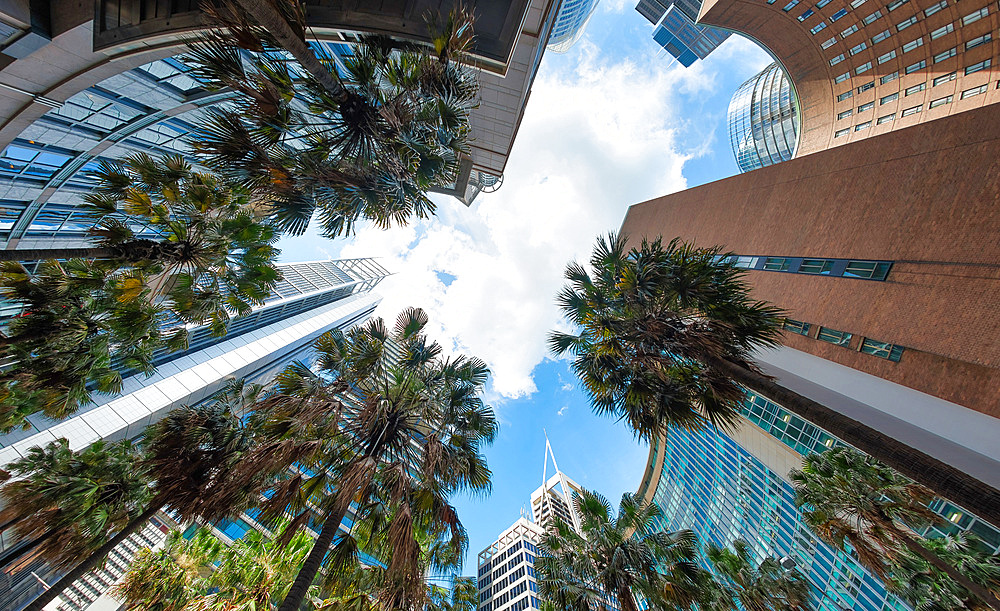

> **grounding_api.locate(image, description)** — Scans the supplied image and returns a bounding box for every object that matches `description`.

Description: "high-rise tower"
[635,0,731,67]
[529,435,586,533]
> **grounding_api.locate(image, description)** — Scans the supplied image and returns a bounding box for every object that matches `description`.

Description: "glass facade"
[727,62,800,173]
[547,0,600,52]
[640,390,1000,611]
[652,5,731,67]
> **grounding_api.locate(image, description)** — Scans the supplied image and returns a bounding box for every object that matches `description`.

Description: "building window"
[850,0,867,7]
[929,95,953,108]
[896,15,918,30]
[966,59,992,75]
[783,0,800,10]
[856,61,873,74]
[817,327,853,346]
[965,34,991,51]
[933,71,957,86]
[857,81,875,93]
[924,0,946,16]
[905,82,926,95]
[863,9,882,24]
[842,24,860,37]
[877,113,896,124]
[881,71,899,84]
[798,8,815,20]
[837,90,854,101]
[763,257,792,271]
[933,47,956,63]
[886,0,908,10]
[838,109,854,119]
[834,72,851,84]
[835,127,851,137]
[799,259,835,274]
[811,21,829,34]
[831,53,846,66]
[878,50,897,64]
[901,104,922,116]
[871,29,892,43]
[880,92,899,104]
[962,6,989,25]
[961,84,989,98]
[816,0,832,7]
[855,120,872,130]
[850,42,867,55]
[930,23,954,39]
[822,36,839,48]
[831,7,850,20]
[844,260,892,279]
[858,101,875,112]
[860,338,904,361]
[902,37,924,53]
[904,59,926,74]
[783,319,812,335]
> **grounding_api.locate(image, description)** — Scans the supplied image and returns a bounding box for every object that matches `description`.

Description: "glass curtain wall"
[727,61,800,172]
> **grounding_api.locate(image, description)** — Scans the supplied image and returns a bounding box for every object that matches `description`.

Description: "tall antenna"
[540,431,583,534]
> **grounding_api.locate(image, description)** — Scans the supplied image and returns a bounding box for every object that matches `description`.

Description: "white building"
[476,518,545,611]
[529,436,585,533]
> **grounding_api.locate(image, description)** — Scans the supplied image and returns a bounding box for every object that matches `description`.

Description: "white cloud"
[557,406,569,416]
[561,383,574,392]
[336,40,704,399]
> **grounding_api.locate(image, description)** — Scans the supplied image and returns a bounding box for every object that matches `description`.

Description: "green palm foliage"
[549,232,783,439]
[230,307,495,611]
[702,539,810,611]
[888,533,1000,611]
[792,448,1000,610]
[112,529,222,611]
[184,1,479,237]
[537,489,700,611]
[0,259,161,430]
[0,438,151,571]
[425,577,478,611]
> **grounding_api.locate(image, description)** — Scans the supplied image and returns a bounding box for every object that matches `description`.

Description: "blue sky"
[278,1,771,575]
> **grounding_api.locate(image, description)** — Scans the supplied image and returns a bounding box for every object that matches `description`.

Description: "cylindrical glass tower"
[727,62,800,173]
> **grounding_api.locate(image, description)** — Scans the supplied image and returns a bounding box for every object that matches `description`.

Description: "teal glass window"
[783,319,812,335]
[860,338,904,361]
[763,257,791,271]
[844,260,892,279]
[817,327,853,346]
[799,259,834,274]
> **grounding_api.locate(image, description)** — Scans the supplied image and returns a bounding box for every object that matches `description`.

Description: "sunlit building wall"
[547,0,600,53]
[727,62,800,172]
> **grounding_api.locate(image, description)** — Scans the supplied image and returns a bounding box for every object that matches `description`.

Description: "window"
[856,61,872,74]
[837,89,854,101]
[835,71,851,83]
[858,101,875,112]
[842,24,860,37]
[783,0,800,10]
[860,338,904,361]
[830,7,849,20]
[880,92,899,104]
[962,6,989,25]
[933,71,957,86]
[886,0,908,10]
[838,109,854,119]
[817,327,853,346]
[871,29,892,43]
[811,21,828,34]
[783,319,812,335]
[881,71,899,84]
[763,257,792,271]
[902,37,924,53]
[850,0,866,7]
[901,104,922,116]
[966,34,991,51]
[933,47,957,63]
[904,59,926,73]
[966,59,991,75]
[905,82,926,95]
[850,41,867,55]
[822,36,839,48]
[924,0,946,17]
[816,0,832,7]
[729,256,759,268]
[855,120,872,130]
[878,50,897,64]
[877,113,896,123]
[799,259,835,274]
[830,53,846,66]
[930,23,954,39]
[798,8,815,20]
[844,260,892,279]
[929,94,953,108]
[863,9,882,24]
[896,15,918,30]
[961,84,989,98]
[835,127,851,137]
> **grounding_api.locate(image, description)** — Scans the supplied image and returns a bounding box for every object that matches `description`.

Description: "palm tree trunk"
[0,247,112,262]
[277,501,351,611]
[231,0,346,100]
[710,357,1000,530]
[892,526,1000,610]
[22,505,159,611]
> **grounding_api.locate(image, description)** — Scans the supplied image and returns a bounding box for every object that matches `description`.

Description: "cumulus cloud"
[333,40,707,399]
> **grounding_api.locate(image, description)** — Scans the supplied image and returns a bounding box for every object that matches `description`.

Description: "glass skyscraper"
[547,0,600,53]
[637,0,730,67]
[727,62,800,172]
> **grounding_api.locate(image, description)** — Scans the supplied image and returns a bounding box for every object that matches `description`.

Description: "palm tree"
[112,529,222,611]
[425,577,478,611]
[183,0,479,238]
[790,446,1000,610]
[889,533,1000,610]
[702,539,811,611]
[23,380,270,611]
[232,308,496,611]
[537,489,700,611]
[549,232,1000,529]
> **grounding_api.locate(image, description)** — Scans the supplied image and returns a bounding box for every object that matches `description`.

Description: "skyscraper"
[548,0,601,53]
[476,518,545,611]
[727,62,800,172]
[529,436,586,533]
[636,0,731,67]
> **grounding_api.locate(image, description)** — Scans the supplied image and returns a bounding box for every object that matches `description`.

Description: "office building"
[476,518,545,611]
[547,0,601,52]
[0,0,562,211]
[529,437,586,533]
[727,62,800,172]
[636,0,730,67]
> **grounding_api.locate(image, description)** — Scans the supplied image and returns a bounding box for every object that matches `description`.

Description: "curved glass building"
[727,62,799,173]
[547,0,600,53]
